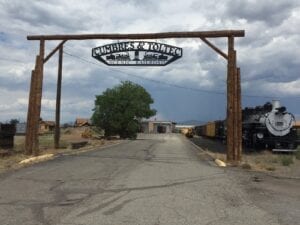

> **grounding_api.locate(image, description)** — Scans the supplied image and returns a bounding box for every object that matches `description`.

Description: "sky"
[0,0,299,124]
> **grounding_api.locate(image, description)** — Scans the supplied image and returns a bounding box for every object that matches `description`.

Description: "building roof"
[40,121,55,126]
[75,118,91,126]
[175,125,195,128]
[141,120,176,124]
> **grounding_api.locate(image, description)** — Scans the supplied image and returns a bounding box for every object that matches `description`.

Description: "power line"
[63,50,300,100]
[1,48,298,100]
[0,57,28,64]
[63,50,226,94]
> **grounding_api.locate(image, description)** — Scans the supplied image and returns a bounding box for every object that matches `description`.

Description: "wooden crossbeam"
[27,30,245,41]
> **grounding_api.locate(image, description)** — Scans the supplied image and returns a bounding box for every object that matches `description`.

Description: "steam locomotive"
[195,100,298,150]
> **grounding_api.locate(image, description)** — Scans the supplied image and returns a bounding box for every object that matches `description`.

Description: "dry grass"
[205,148,299,176]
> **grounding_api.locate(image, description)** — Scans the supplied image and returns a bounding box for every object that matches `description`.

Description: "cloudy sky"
[0,0,299,124]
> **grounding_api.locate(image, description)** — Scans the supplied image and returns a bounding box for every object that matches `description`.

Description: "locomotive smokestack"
[272,100,280,111]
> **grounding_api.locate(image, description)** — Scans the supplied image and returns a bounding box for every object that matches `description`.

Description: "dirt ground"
[0,127,121,174]
[191,135,300,178]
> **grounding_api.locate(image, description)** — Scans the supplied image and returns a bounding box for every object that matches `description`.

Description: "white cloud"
[0,0,299,122]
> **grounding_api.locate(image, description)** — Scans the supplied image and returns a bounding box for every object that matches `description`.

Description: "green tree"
[92,81,156,138]
[9,119,19,125]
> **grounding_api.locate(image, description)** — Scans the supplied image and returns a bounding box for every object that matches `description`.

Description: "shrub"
[295,150,300,160]
[266,166,276,171]
[279,155,294,166]
[241,163,251,170]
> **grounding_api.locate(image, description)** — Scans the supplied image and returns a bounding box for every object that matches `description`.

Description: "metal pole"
[54,46,63,148]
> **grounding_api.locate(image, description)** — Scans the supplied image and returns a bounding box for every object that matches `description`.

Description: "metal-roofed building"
[140,120,176,133]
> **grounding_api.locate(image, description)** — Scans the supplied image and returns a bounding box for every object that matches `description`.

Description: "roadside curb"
[215,158,226,167]
[187,138,226,167]
[19,154,54,165]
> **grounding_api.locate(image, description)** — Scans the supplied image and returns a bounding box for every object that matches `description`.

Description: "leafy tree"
[9,119,19,125]
[92,81,156,138]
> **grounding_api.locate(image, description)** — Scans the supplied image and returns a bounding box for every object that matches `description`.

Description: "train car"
[194,100,298,150]
[215,120,226,140]
[195,124,206,136]
[206,122,216,137]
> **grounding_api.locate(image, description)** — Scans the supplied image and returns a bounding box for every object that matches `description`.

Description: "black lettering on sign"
[92,41,182,66]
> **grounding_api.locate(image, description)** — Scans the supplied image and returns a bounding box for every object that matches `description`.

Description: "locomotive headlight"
[257,133,264,139]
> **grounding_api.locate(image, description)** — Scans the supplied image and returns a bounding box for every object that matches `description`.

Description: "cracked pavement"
[0,133,299,225]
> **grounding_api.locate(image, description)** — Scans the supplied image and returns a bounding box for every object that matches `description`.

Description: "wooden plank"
[54,46,63,149]
[27,30,245,41]
[200,37,228,60]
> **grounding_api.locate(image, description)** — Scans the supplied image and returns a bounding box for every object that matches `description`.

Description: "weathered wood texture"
[54,46,63,149]
[25,40,45,156]
[25,69,37,155]
[237,68,242,161]
[226,35,242,162]
[27,30,245,41]
[227,36,235,162]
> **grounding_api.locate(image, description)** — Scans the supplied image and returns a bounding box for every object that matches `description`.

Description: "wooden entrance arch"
[25,30,245,163]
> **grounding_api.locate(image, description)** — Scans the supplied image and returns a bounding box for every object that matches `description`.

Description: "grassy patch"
[295,150,300,160]
[241,163,251,170]
[279,155,294,166]
[266,166,276,171]
[269,157,279,164]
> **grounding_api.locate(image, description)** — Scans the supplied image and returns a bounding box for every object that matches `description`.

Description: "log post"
[32,39,45,156]
[232,50,238,162]
[237,68,242,161]
[25,69,37,155]
[54,46,63,149]
[226,36,236,162]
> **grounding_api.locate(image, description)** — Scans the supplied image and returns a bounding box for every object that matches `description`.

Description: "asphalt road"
[0,133,299,225]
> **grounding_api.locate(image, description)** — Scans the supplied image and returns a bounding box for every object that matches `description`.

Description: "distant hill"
[176,120,205,126]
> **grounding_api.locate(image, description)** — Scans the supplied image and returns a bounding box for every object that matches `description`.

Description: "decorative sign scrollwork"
[92,41,182,66]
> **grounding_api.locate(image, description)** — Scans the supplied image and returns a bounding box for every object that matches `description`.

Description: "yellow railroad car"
[206,122,216,137]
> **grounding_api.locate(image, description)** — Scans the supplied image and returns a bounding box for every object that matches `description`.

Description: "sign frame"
[92,41,183,66]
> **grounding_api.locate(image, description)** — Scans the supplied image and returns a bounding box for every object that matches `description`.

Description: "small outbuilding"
[175,125,195,134]
[74,118,92,127]
[140,120,176,133]
[39,121,55,133]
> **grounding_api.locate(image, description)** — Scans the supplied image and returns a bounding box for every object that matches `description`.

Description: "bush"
[266,166,276,171]
[241,163,251,170]
[295,150,300,160]
[279,155,294,166]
